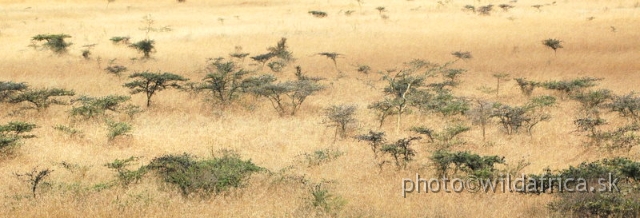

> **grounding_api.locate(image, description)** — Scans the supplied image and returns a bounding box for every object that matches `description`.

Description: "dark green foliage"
[250,53,276,68]
[549,192,640,218]
[368,99,397,128]
[355,131,386,158]
[14,168,53,198]
[380,136,420,169]
[104,65,128,77]
[571,89,613,113]
[420,90,469,117]
[129,39,155,59]
[105,156,146,186]
[267,60,286,72]
[0,81,28,102]
[53,125,83,138]
[107,121,132,141]
[146,151,263,197]
[441,68,466,85]
[515,78,540,97]
[430,150,504,178]
[535,158,640,217]
[229,46,249,61]
[371,61,429,131]
[0,121,37,155]
[543,38,563,55]
[70,95,131,120]
[250,38,294,72]
[200,58,251,106]
[322,104,357,139]
[308,11,328,18]
[31,34,72,54]
[110,36,130,44]
[541,77,602,99]
[306,181,346,216]
[9,87,75,110]
[124,71,188,107]
[608,92,640,122]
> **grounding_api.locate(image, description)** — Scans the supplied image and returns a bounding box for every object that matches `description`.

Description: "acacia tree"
[9,88,75,111]
[200,58,251,107]
[129,39,155,59]
[323,104,357,140]
[124,71,188,107]
[250,66,324,116]
[31,34,72,54]
[369,60,429,132]
[543,38,563,56]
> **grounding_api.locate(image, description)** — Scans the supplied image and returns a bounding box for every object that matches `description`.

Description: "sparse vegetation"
[2,1,640,217]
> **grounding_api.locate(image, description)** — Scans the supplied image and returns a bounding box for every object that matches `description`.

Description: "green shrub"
[301,148,344,167]
[1,121,36,156]
[129,39,155,59]
[542,38,563,55]
[105,156,146,186]
[430,150,504,178]
[53,125,83,138]
[608,92,640,122]
[0,81,28,102]
[110,36,130,44]
[514,78,540,97]
[31,34,72,54]
[380,136,420,169]
[542,77,601,99]
[70,95,131,120]
[306,181,346,217]
[571,89,613,114]
[107,121,132,141]
[146,151,263,197]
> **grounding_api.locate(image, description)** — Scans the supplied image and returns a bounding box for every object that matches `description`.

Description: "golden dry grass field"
[1,0,639,217]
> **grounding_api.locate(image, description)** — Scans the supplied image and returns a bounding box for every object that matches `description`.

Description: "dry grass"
[1,0,639,217]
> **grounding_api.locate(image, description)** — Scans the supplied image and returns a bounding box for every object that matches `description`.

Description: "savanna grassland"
[1,0,640,217]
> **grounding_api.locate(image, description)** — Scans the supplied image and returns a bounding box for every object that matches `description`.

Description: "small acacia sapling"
[124,71,188,107]
[543,38,563,56]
